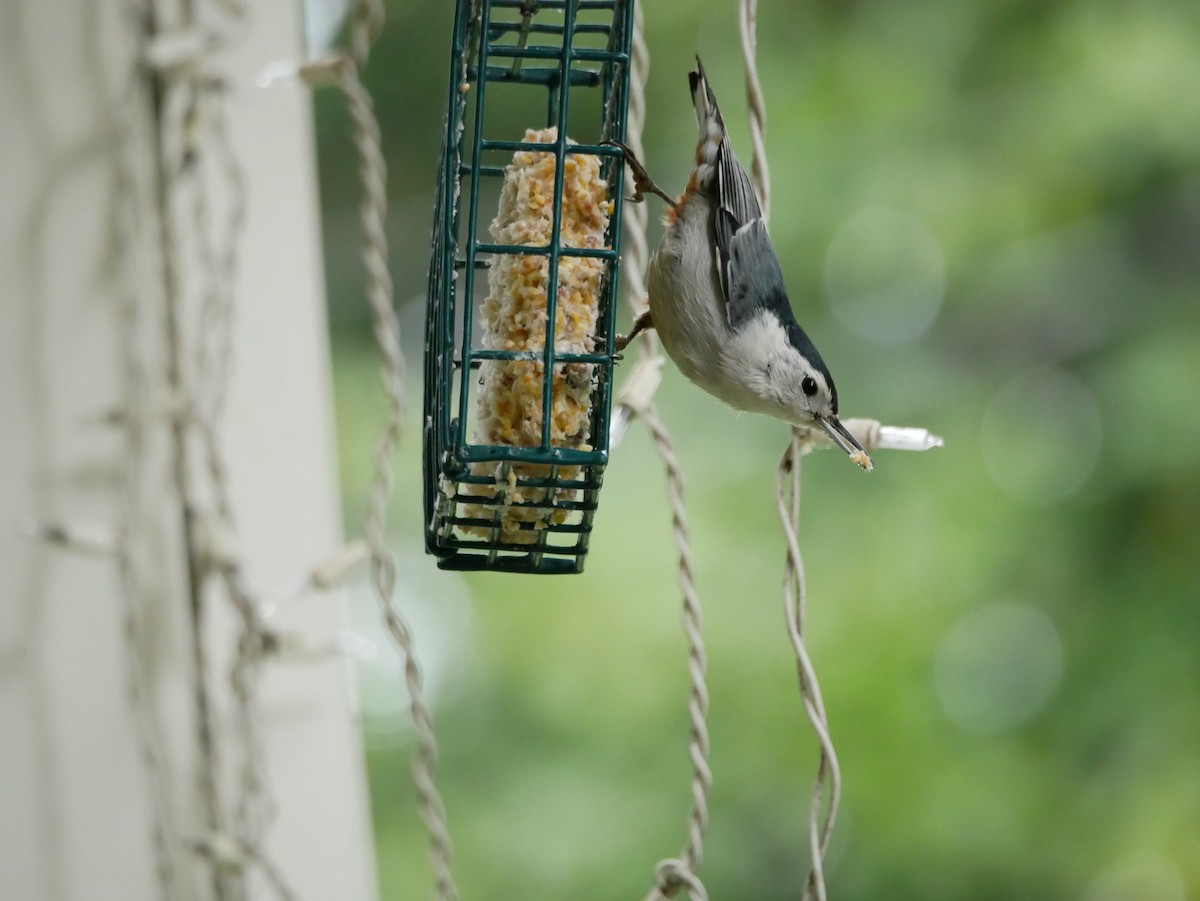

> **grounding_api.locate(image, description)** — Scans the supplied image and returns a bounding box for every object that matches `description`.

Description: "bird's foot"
[615,309,654,355]
[602,140,675,206]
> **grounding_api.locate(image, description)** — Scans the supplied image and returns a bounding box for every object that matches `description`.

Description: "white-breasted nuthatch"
[610,57,873,471]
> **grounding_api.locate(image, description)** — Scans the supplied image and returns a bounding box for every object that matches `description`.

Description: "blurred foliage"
[315,0,1200,898]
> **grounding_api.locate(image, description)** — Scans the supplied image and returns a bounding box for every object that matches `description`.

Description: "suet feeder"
[424,0,635,573]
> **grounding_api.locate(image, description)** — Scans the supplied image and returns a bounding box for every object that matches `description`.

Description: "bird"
[608,57,872,471]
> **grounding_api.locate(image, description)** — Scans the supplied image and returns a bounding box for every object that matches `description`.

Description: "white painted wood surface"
[0,2,380,898]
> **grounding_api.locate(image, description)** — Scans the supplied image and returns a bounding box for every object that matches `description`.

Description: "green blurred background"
[313,1,1200,898]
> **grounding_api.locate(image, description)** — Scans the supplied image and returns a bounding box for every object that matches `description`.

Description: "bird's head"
[782,323,873,472]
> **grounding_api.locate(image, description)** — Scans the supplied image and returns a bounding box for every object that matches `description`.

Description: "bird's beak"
[816,415,874,472]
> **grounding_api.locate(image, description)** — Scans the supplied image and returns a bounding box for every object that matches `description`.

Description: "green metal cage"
[424,0,635,573]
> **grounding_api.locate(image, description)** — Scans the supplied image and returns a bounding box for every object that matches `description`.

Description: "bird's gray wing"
[712,143,790,327]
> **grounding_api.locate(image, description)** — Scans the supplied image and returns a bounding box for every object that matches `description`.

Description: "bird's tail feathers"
[688,55,725,193]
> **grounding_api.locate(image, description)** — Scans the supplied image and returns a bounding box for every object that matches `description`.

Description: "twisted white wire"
[641,407,711,901]
[739,0,841,894]
[738,0,770,223]
[112,15,180,888]
[617,8,712,901]
[619,3,654,348]
[349,0,385,66]
[147,28,239,899]
[145,1,299,894]
[776,434,841,901]
[332,57,458,901]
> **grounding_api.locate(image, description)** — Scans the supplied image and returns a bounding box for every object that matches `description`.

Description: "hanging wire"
[174,49,278,863]
[145,13,235,898]
[617,3,654,354]
[300,24,460,898]
[342,62,461,901]
[349,0,386,66]
[112,6,181,893]
[611,7,713,901]
[638,409,711,901]
[777,435,840,901]
[737,0,770,224]
[136,0,303,895]
[738,0,840,895]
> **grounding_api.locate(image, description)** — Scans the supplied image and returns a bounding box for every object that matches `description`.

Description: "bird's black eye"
[801,376,818,397]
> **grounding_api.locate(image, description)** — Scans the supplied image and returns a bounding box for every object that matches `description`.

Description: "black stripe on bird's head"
[784,321,838,414]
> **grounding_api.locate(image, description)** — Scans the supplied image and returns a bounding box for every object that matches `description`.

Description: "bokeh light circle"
[981,366,1102,505]
[822,207,946,344]
[934,602,1064,734]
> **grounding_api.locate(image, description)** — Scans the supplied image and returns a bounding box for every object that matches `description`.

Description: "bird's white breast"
[646,195,798,421]
[647,198,726,383]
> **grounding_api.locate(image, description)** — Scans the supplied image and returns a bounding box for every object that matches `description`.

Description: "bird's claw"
[602,140,675,206]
